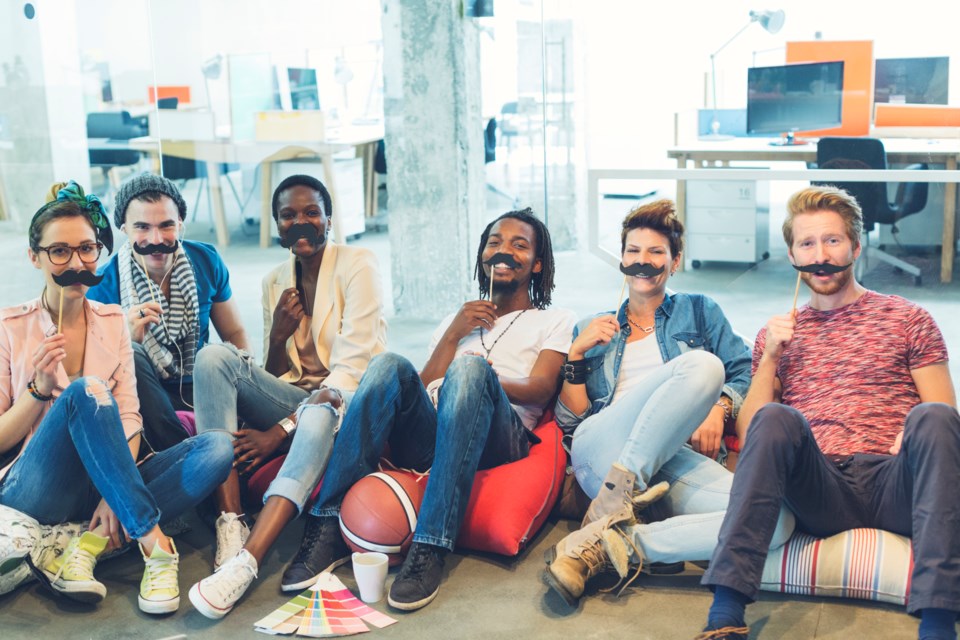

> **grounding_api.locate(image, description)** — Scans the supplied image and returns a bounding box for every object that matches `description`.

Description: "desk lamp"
[702,9,785,141]
[201,53,224,108]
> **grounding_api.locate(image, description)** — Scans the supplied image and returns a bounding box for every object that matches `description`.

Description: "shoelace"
[143,552,180,593]
[52,539,97,583]
[216,514,247,548]
[401,546,436,580]
[292,519,336,565]
[206,554,257,601]
[693,626,750,640]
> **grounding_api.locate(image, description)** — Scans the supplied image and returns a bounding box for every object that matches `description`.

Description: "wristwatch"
[278,417,296,436]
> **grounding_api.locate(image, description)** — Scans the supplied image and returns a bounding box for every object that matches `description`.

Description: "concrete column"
[381,0,485,320]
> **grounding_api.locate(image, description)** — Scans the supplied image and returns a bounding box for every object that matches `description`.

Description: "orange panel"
[875,104,960,127]
[148,85,192,105]
[786,40,872,136]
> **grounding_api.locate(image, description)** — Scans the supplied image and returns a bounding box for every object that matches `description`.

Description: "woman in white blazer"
[188,175,386,619]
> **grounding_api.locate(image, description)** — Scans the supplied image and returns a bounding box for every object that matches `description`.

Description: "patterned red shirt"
[753,290,948,456]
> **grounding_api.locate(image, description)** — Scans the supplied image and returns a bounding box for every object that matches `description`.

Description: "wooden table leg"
[321,152,343,243]
[207,161,229,247]
[942,156,957,284]
[260,161,273,249]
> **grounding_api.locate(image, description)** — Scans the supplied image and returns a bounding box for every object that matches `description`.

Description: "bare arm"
[556,315,618,417]
[499,349,566,407]
[735,313,794,444]
[911,362,957,407]
[210,298,251,352]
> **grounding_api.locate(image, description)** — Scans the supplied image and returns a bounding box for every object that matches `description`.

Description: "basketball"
[339,470,426,566]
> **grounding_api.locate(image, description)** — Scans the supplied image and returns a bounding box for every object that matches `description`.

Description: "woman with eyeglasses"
[0,182,232,614]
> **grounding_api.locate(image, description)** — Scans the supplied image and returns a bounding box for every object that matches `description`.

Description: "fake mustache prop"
[279,223,322,249]
[619,262,666,278]
[483,252,521,269]
[792,262,853,275]
[52,269,105,287]
[132,240,178,255]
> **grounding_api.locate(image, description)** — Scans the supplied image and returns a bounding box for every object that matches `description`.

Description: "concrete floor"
[0,196,958,638]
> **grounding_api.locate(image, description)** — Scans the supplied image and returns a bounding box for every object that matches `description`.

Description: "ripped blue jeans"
[193,343,348,512]
[0,377,233,539]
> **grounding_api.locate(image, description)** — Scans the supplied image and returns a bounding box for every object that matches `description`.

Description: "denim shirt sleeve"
[701,296,752,416]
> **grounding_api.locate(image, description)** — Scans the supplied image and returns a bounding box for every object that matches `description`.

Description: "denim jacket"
[554,292,751,434]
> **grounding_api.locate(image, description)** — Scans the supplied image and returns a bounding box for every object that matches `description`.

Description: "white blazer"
[261,241,387,392]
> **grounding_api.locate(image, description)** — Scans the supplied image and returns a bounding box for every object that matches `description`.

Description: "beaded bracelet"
[27,379,53,402]
[562,359,588,385]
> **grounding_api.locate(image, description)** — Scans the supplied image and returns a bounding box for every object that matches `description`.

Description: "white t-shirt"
[428,306,577,429]
[610,336,664,406]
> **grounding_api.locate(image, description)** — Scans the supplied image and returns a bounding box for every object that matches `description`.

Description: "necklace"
[626,313,654,334]
[479,308,530,357]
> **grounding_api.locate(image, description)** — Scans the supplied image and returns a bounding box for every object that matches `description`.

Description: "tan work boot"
[581,463,671,527]
[542,506,636,607]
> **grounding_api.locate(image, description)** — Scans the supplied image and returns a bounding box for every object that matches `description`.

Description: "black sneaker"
[280,516,350,592]
[387,543,446,611]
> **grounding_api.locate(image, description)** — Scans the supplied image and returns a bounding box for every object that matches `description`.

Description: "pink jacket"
[0,298,142,481]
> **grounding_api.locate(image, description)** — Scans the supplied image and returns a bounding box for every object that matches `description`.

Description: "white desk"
[121,126,383,247]
[668,138,960,283]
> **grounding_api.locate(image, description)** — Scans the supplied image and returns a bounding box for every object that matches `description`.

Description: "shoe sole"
[541,567,579,608]
[280,555,350,592]
[188,582,230,619]
[387,587,439,611]
[139,594,180,614]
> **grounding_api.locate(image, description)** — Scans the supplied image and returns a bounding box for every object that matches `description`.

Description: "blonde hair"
[620,199,684,257]
[783,186,863,247]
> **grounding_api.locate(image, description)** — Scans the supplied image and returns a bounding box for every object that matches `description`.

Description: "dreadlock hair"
[474,207,555,309]
[271,174,333,221]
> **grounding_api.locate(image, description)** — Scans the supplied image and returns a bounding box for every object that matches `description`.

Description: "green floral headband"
[30,180,114,253]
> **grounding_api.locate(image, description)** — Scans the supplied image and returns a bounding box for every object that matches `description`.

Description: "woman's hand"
[89,498,127,550]
[689,405,725,461]
[270,288,305,344]
[569,315,619,359]
[31,334,67,396]
[233,425,286,473]
[127,302,163,344]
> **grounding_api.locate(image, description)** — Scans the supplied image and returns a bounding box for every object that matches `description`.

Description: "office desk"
[667,138,960,283]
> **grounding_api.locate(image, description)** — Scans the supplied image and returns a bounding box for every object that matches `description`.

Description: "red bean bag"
[245,413,565,557]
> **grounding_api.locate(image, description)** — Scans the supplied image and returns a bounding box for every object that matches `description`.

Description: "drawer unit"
[685,179,770,269]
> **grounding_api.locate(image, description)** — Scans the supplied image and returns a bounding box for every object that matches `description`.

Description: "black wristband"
[27,379,53,402]
[562,358,587,385]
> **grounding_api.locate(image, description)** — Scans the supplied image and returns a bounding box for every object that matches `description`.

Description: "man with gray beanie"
[88,173,250,454]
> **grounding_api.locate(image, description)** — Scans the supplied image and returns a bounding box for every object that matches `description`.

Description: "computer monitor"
[747,61,845,144]
[287,67,320,111]
[874,56,948,105]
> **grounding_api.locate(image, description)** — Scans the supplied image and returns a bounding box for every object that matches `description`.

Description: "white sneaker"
[189,549,258,620]
[213,512,249,570]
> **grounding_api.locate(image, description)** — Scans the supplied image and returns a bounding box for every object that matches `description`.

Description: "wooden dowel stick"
[791,270,802,317]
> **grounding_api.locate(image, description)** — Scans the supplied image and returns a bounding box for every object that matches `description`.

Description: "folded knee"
[66,376,113,407]
[677,350,725,390]
[904,403,960,447]
[194,431,235,475]
[746,404,807,447]
[445,354,491,382]
[195,343,248,378]
[365,352,416,381]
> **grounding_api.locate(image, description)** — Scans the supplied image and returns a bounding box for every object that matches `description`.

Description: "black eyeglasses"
[35,242,103,266]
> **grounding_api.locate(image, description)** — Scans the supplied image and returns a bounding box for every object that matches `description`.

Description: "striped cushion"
[760,528,913,605]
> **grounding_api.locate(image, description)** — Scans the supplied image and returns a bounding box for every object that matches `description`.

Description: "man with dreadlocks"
[283,208,575,611]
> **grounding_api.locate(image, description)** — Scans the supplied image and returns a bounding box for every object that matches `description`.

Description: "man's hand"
[270,288,305,344]
[761,313,796,362]
[234,425,286,473]
[889,431,903,455]
[89,498,127,550]
[441,301,499,344]
[127,302,163,343]
[569,315,619,359]
[690,405,725,460]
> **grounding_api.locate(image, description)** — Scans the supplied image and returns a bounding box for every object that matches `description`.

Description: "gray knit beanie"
[113,173,188,227]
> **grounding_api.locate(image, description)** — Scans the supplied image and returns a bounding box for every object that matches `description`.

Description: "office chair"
[87,111,148,201]
[816,137,929,286]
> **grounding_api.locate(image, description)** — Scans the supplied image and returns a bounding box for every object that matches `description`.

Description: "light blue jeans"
[0,377,233,539]
[193,343,347,512]
[571,350,795,563]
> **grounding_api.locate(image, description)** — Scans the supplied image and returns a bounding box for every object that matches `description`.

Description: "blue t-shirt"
[87,239,233,351]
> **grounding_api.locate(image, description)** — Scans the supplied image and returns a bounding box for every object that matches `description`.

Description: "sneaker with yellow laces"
[41,531,108,603]
[138,538,180,614]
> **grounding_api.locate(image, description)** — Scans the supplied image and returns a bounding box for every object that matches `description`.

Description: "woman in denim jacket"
[543,200,794,607]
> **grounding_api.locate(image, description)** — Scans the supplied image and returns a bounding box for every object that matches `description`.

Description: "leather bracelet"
[27,379,53,402]
[562,359,587,385]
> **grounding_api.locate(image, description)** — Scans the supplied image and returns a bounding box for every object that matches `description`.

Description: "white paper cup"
[352,552,389,603]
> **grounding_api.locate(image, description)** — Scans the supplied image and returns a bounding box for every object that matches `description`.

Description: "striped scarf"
[118,241,199,380]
